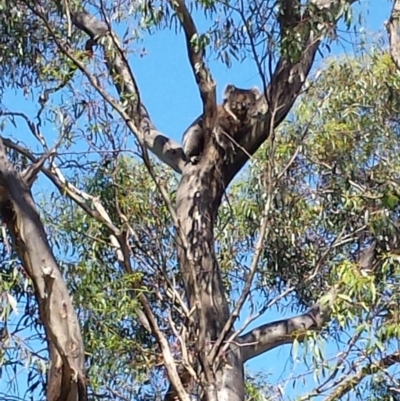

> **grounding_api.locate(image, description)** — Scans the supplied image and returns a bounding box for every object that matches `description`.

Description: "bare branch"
[209,147,275,362]
[210,209,270,362]
[139,295,192,401]
[4,134,193,399]
[322,351,400,401]
[2,136,154,332]
[240,289,336,362]
[238,216,381,364]
[21,145,58,188]
[225,0,359,185]
[296,331,364,401]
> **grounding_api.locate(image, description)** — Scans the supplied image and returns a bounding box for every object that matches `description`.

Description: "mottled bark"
[388,0,400,71]
[176,147,243,400]
[0,139,86,401]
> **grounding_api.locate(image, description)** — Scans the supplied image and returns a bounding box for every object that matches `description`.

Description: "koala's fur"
[182,85,262,164]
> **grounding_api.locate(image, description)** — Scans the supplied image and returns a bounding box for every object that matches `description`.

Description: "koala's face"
[224,85,261,119]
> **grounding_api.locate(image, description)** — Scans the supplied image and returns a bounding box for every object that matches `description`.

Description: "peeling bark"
[0,139,86,401]
[176,145,238,401]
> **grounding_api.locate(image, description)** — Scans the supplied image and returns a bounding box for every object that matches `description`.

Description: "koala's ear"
[250,86,262,98]
[223,84,236,97]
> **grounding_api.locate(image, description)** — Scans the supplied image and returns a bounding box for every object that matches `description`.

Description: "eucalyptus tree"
[0,1,399,401]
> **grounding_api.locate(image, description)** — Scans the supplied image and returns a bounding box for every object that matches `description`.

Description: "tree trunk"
[0,141,87,401]
[176,144,245,400]
[214,346,245,401]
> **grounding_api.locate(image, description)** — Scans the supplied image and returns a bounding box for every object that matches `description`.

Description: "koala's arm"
[182,118,205,164]
[222,85,239,121]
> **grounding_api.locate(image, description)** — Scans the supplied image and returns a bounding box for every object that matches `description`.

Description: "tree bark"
[67,8,186,174]
[0,139,86,401]
[174,1,359,398]
[176,145,241,401]
[240,296,334,362]
[387,0,400,70]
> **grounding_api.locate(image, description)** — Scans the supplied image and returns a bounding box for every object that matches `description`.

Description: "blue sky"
[0,0,395,400]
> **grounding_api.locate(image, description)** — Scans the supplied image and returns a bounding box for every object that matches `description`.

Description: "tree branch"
[2,135,193,400]
[48,3,185,173]
[139,295,192,401]
[1,136,155,331]
[225,0,359,185]
[322,351,400,401]
[240,289,336,362]
[167,0,217,131]
[239,220,384,363]
[209,182,273,362]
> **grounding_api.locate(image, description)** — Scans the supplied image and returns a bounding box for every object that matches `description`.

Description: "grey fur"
[182,117,204,164]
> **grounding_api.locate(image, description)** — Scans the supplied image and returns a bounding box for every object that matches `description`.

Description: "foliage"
[243,51,400,399]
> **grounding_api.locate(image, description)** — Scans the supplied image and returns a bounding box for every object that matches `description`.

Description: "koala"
[215,85,263,162]
[181,85,262,164]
